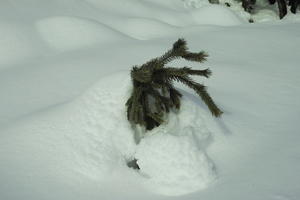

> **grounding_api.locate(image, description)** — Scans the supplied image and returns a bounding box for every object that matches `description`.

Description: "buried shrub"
[233,0,299,19]
[126,39,222,133]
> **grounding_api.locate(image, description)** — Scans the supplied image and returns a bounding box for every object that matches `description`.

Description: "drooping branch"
[168,74,223,117]
[126,38,223,132]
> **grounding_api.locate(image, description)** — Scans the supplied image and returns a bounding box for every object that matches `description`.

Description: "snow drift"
[0,72,217,196]
[0,0,300,200]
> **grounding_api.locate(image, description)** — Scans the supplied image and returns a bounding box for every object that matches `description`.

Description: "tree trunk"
[290,0,300,13]
[277,0,287,19]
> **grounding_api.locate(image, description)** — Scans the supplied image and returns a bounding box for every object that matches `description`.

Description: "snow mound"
[36,16,130,51]
[252,9,278,22]
[112,18,178,40]
[136,132,215,196]
[183,0,211,8]
[191,5,245,26]
[135,91,216,195]
[0,71,216,196]
[62,72,136,178]
[71,72,217,195]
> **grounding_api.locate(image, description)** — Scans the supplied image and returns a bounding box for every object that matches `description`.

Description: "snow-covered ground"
[0,0,300,199]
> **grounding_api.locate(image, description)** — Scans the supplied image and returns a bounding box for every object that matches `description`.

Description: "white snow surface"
[0,0,300,200]
[36,16,130,51]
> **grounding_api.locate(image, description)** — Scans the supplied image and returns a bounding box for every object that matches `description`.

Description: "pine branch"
[182,51,208,63]
[162,67,212,78]
[168,75,223,117]
[126,38,222,133]
[147,112,164,124]
[147,87,171,113]
[182,67,212,78]
[127,86,145,125]
[158,38,188,67]
[131,66,153,83]
[169,87,182,109]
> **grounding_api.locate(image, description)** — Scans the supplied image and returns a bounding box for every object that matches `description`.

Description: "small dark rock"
[225,2,231,7]
[127,158,140,170]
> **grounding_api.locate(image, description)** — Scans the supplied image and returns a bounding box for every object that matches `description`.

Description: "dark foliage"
[126,39,222,131]
[241,0,299,19]
[127,159,140,169]
[290,0,300,13]
[242,0,256,13]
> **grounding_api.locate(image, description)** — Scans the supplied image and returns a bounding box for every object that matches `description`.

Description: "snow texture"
[0,0,300,200]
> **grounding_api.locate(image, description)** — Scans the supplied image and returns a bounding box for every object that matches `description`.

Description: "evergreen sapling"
[126,39,223,133]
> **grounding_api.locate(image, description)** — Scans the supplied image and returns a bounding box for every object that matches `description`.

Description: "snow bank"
[1,0,300,199]
[0,71,216,197]
[68,72,136,178]
[75,72,216,195]
[133,85,216,195]
[191,5,245,26]
[218,0,300,22]
[111,18,178,40]
[36,16,130,51]
[183,0,211,8]
[136,126,215,195]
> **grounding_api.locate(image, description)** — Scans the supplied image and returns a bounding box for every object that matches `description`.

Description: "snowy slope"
[0,0,300,200]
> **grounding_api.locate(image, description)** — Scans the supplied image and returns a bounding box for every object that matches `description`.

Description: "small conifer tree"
[126,39,222,132]
[240,0,299,19]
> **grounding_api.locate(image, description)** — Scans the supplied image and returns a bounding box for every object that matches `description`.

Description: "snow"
[0,0,300,200]
[190,5,246,25]
[136,130,215,195]
[36,16,130,51]
[134,91,217,195]
[0,71,216,197]
[0,22,38,67]
[109,18,179,40]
